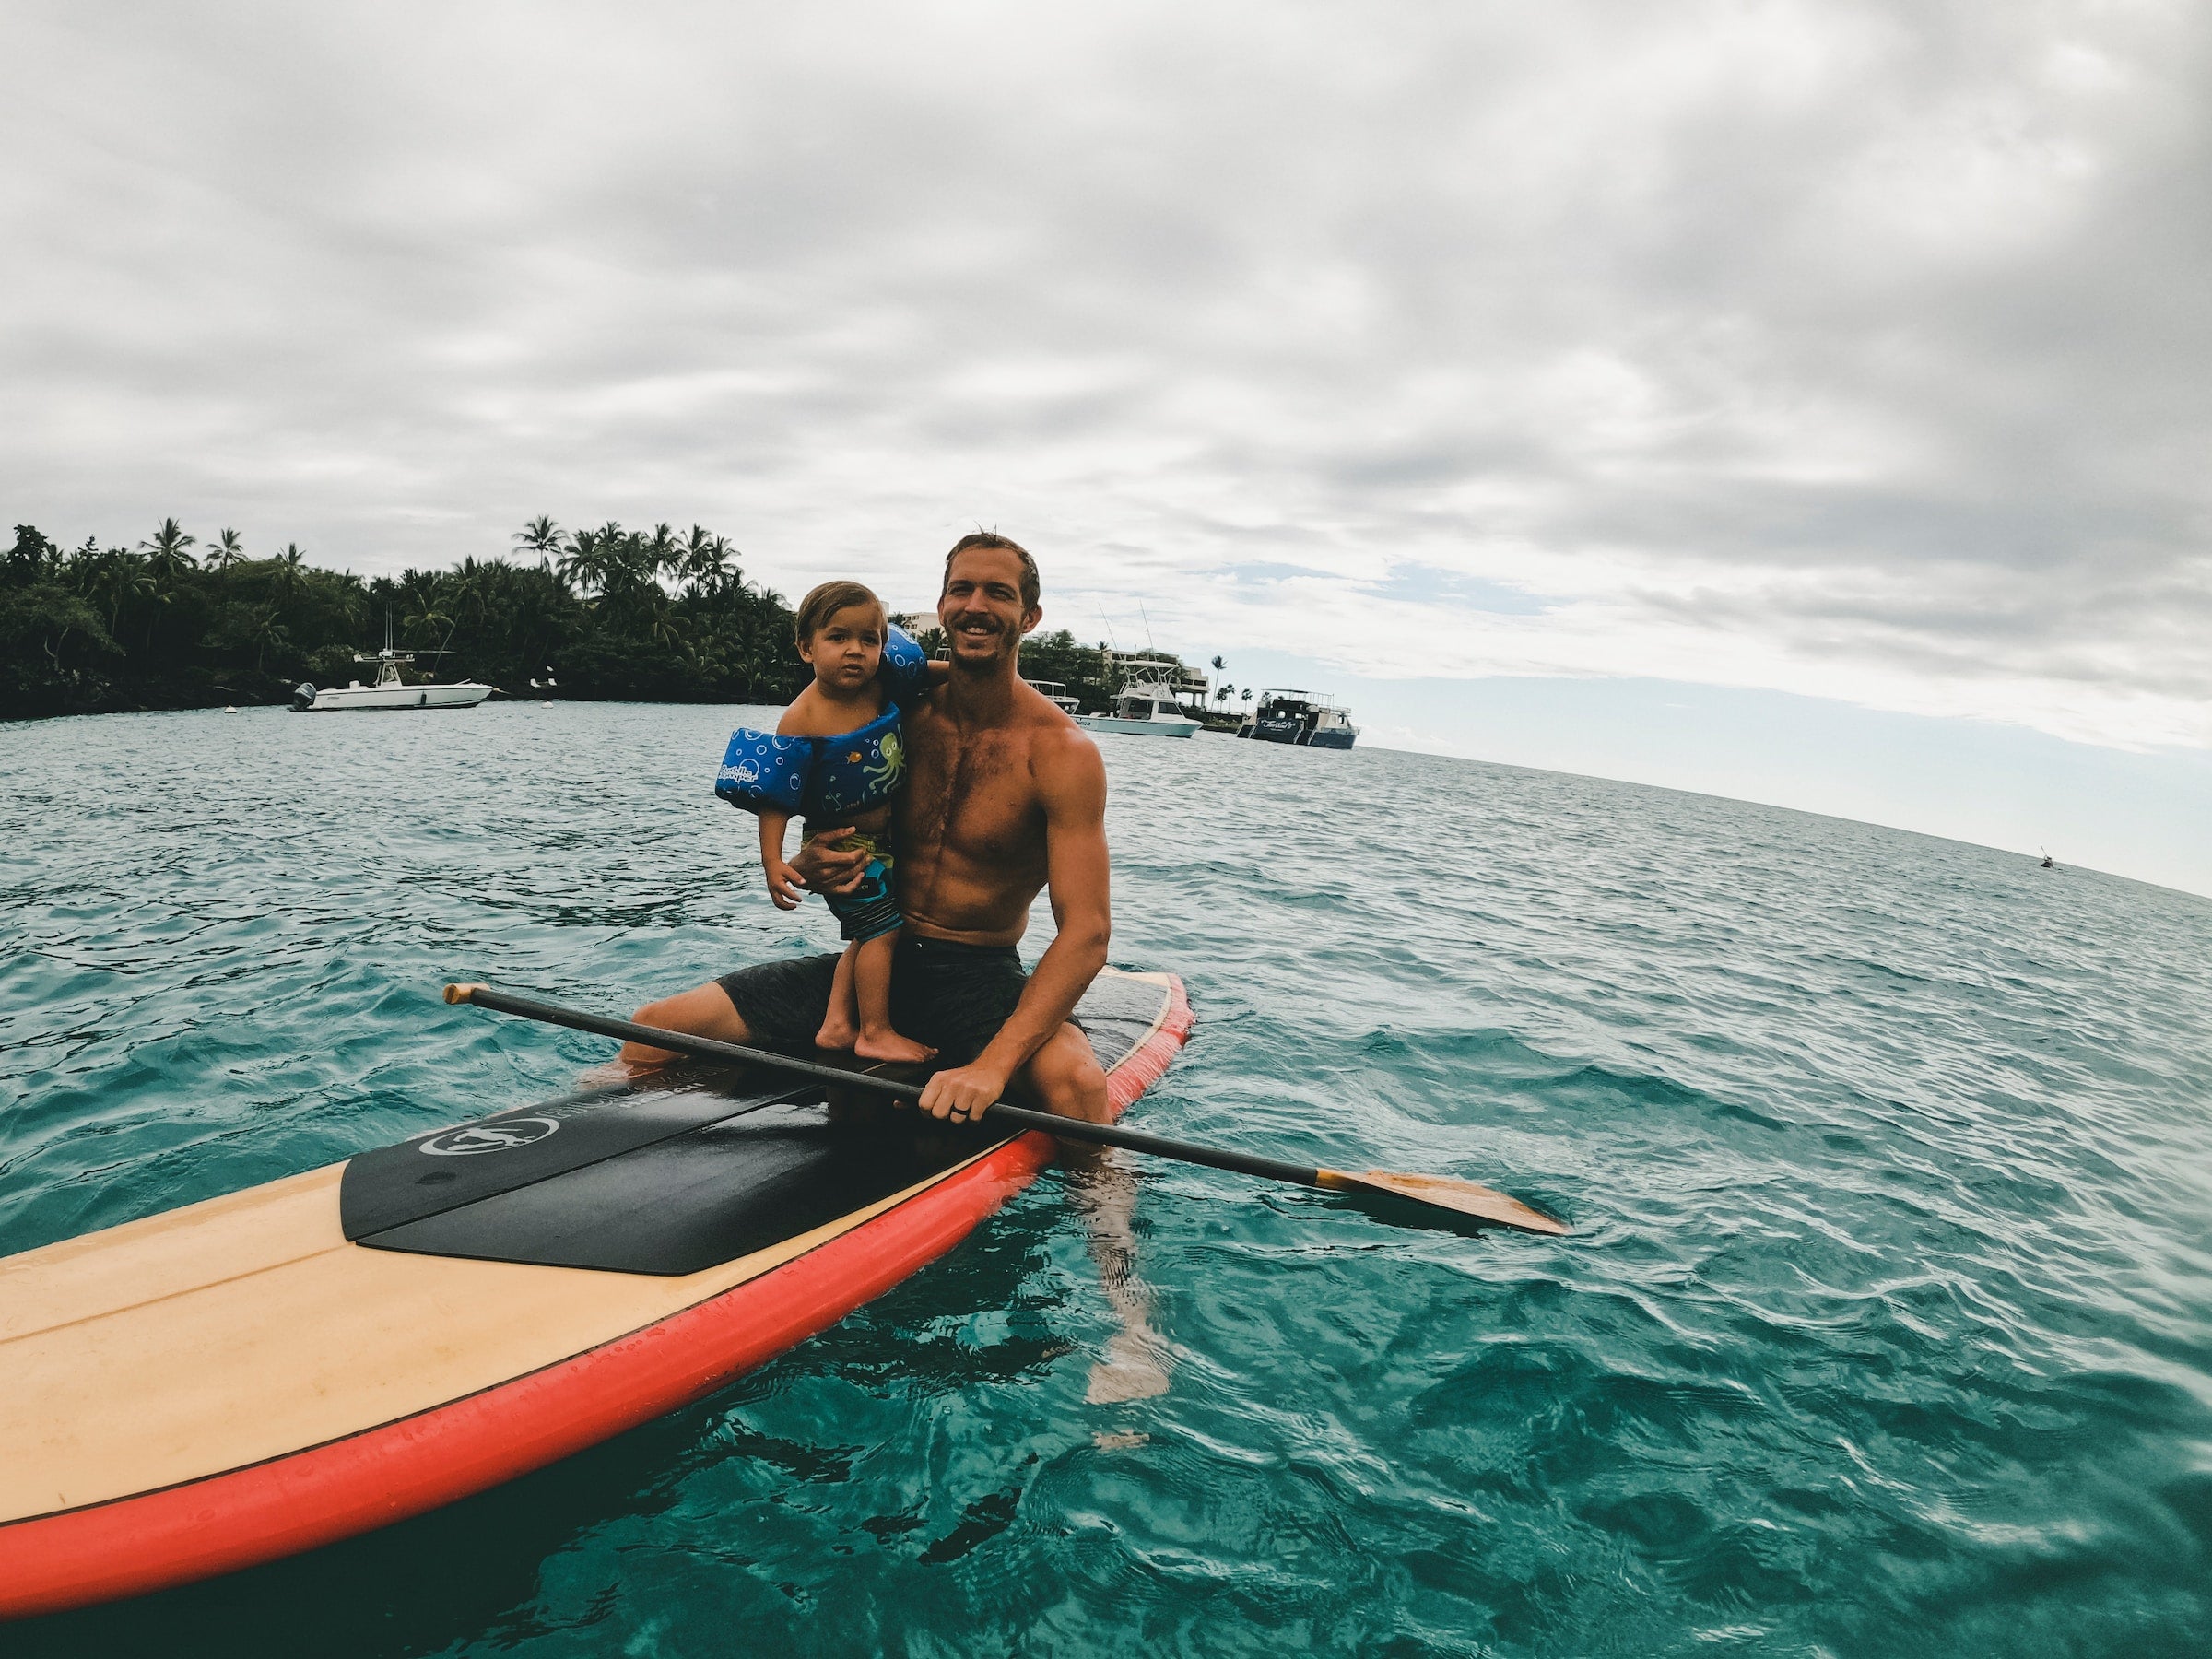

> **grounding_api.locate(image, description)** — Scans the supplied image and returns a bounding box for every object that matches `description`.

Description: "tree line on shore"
[2,515,821,720]
[1,515,1220,723]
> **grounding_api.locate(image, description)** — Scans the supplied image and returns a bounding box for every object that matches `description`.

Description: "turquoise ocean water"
[5,703,2210,1655]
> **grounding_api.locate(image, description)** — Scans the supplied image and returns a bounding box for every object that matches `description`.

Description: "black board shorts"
[717,936,1041,1066]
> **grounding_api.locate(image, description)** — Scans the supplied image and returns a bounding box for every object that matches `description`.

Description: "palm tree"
[678,526,736,593]
[130,520,200,654]
[138,518,197,581]
[597,524,662,600]
[641,600,689,656]
[558,524,618,600]
[449,559,495,627]
[403,600,453,644]
[245,606,290,672]
[513,515,563,563]
[207,527,245,579]
[90,550,154,636]
[644,523,680,582]
[334,582,369,640]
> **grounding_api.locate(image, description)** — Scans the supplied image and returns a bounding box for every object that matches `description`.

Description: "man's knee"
[623,982,747,1063]
[1022,1026,1108,1122]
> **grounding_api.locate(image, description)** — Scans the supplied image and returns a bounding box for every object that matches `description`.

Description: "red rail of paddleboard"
[1,980,1191,1621]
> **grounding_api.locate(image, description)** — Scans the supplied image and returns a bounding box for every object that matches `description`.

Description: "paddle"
[443,982,1570,1237]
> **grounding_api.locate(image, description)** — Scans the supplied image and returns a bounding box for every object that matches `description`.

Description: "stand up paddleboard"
[0,969,1192,1620]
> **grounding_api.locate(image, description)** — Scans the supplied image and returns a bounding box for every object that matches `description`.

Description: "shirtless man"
[623,532,1111,1128]
[626,535,1163,1403]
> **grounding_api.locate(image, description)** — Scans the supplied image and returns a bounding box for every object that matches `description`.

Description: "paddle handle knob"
[443,982,485,1006]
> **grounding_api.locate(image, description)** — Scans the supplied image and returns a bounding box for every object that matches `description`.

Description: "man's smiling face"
[938,545,1041,668]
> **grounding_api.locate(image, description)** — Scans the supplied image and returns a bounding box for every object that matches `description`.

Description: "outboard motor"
[291,682,317,711]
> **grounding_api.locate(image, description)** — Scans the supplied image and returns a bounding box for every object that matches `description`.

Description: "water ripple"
[6,705,2212,1654]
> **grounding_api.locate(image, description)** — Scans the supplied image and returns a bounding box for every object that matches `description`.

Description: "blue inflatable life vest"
[714,623,931,819]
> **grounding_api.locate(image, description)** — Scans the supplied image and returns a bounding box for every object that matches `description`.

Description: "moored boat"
[1074,678,1202,738]
[292,619,495,712]
[1024,678,1081,715]
[1236,688,1359,748]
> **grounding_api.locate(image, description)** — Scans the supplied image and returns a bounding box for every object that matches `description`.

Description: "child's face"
[800,603,885,695]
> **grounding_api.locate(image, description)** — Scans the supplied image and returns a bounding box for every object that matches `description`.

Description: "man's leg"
[622,954,843,1069]
[1015,1022,1167,1405]
[1009,1021,1110,1122]
[620,981,756,1067]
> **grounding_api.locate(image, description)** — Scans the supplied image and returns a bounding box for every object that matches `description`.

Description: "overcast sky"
[6,2,2209,883]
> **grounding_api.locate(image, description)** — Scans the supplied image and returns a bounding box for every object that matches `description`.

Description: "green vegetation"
[1015,629,1121,712]
[2,515,1240,723]
[2,517,807,721]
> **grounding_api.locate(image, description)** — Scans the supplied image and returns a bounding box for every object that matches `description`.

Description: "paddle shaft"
[448,984,1326,1189]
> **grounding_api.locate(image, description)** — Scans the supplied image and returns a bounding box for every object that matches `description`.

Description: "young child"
[715,582,935,1063]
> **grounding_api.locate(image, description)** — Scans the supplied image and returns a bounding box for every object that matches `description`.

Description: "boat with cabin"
[1074,677,1202,738]
[1023,679,1081,715]
[1237,688,1359,749]
[291,618,496,712]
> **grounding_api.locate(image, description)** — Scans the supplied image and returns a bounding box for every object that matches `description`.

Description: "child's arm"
[759,808,805,910]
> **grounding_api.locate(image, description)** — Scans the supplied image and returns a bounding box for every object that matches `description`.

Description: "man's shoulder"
[1027,713,1105,799]
[1019,689,1085,737]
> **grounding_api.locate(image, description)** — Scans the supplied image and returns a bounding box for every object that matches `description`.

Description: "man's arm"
[787,822,867,893]
[917,729,1110,1120]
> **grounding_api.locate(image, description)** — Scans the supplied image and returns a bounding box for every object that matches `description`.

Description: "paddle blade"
[1317,1168,1570,1236]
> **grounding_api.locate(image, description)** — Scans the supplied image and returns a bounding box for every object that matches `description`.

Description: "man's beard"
[947,618,1020,671]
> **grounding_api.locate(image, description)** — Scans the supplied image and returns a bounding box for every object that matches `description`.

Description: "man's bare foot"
[853,1030,937,1065]
[1085,1330,1171,1404]
[814,1017,858,1052]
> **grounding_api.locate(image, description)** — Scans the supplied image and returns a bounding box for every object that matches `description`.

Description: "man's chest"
[900,726,1046,863]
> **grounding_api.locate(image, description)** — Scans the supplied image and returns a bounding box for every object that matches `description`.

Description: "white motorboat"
[1074,678,1202,738]
[1024,678,1082,715]
[291,626,495,712]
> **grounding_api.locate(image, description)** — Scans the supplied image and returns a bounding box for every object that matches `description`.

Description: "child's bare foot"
[853,1030,937,1065]
[814,1016,858,1052]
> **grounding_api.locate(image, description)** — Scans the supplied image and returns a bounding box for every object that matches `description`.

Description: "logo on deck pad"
[418,1117,561,1156]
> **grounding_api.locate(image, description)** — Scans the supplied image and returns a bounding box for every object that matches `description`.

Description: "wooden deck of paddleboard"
[0,969,1192,1619]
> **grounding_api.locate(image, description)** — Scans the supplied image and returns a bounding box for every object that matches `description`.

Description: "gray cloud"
[4,0,2207,746]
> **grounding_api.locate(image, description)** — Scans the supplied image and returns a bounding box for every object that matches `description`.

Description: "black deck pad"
[340,1066,820,1240]
[344,971,1173,1276]
[355,1101,1012,1274]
